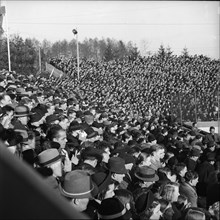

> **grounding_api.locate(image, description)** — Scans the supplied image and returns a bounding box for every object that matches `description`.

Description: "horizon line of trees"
[0,34,215,75]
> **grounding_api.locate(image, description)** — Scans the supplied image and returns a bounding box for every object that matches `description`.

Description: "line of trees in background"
[0,34,191,75]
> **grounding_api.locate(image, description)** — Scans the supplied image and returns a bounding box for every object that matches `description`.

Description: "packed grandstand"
[0,47,220,219]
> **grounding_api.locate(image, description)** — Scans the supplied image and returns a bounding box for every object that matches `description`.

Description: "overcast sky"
[2,1,220,59]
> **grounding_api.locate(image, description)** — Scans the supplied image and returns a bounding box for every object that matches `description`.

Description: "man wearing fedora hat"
[107,157,127,188]
[36,148,63,195]
[59,170,98,212]
[12,105,33,132]
[132,166,159,195]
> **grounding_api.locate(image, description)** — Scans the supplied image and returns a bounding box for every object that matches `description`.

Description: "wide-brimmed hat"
[37,149,61,167]
[91,171,112,193]
[14,105,33,117]
[107,157,127,174]
[98,197,129,220]
[134,166,159,182]
[59,170,98,199]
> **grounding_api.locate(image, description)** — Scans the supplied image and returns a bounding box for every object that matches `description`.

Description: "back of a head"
[185,209,205,220]
[161,182,179,202]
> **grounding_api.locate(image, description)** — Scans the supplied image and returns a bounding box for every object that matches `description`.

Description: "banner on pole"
[45,63,64,78]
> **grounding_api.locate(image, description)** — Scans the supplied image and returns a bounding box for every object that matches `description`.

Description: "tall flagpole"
[218,73,220,135]
[194,86,197,123]
[76,30,79,81]
[72,28,79,81]
[178,91,183,126]
[39,47,41,74]
[4,1,11,71]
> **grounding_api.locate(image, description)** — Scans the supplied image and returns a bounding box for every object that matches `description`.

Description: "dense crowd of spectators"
[0,52,220,220]
[50,54,220,122]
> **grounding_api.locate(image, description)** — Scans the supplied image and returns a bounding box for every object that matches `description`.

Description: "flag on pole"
[45,63,63,78]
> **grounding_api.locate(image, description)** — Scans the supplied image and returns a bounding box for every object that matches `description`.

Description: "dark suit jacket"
[196,161,215,196]
[206,183,220,209]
